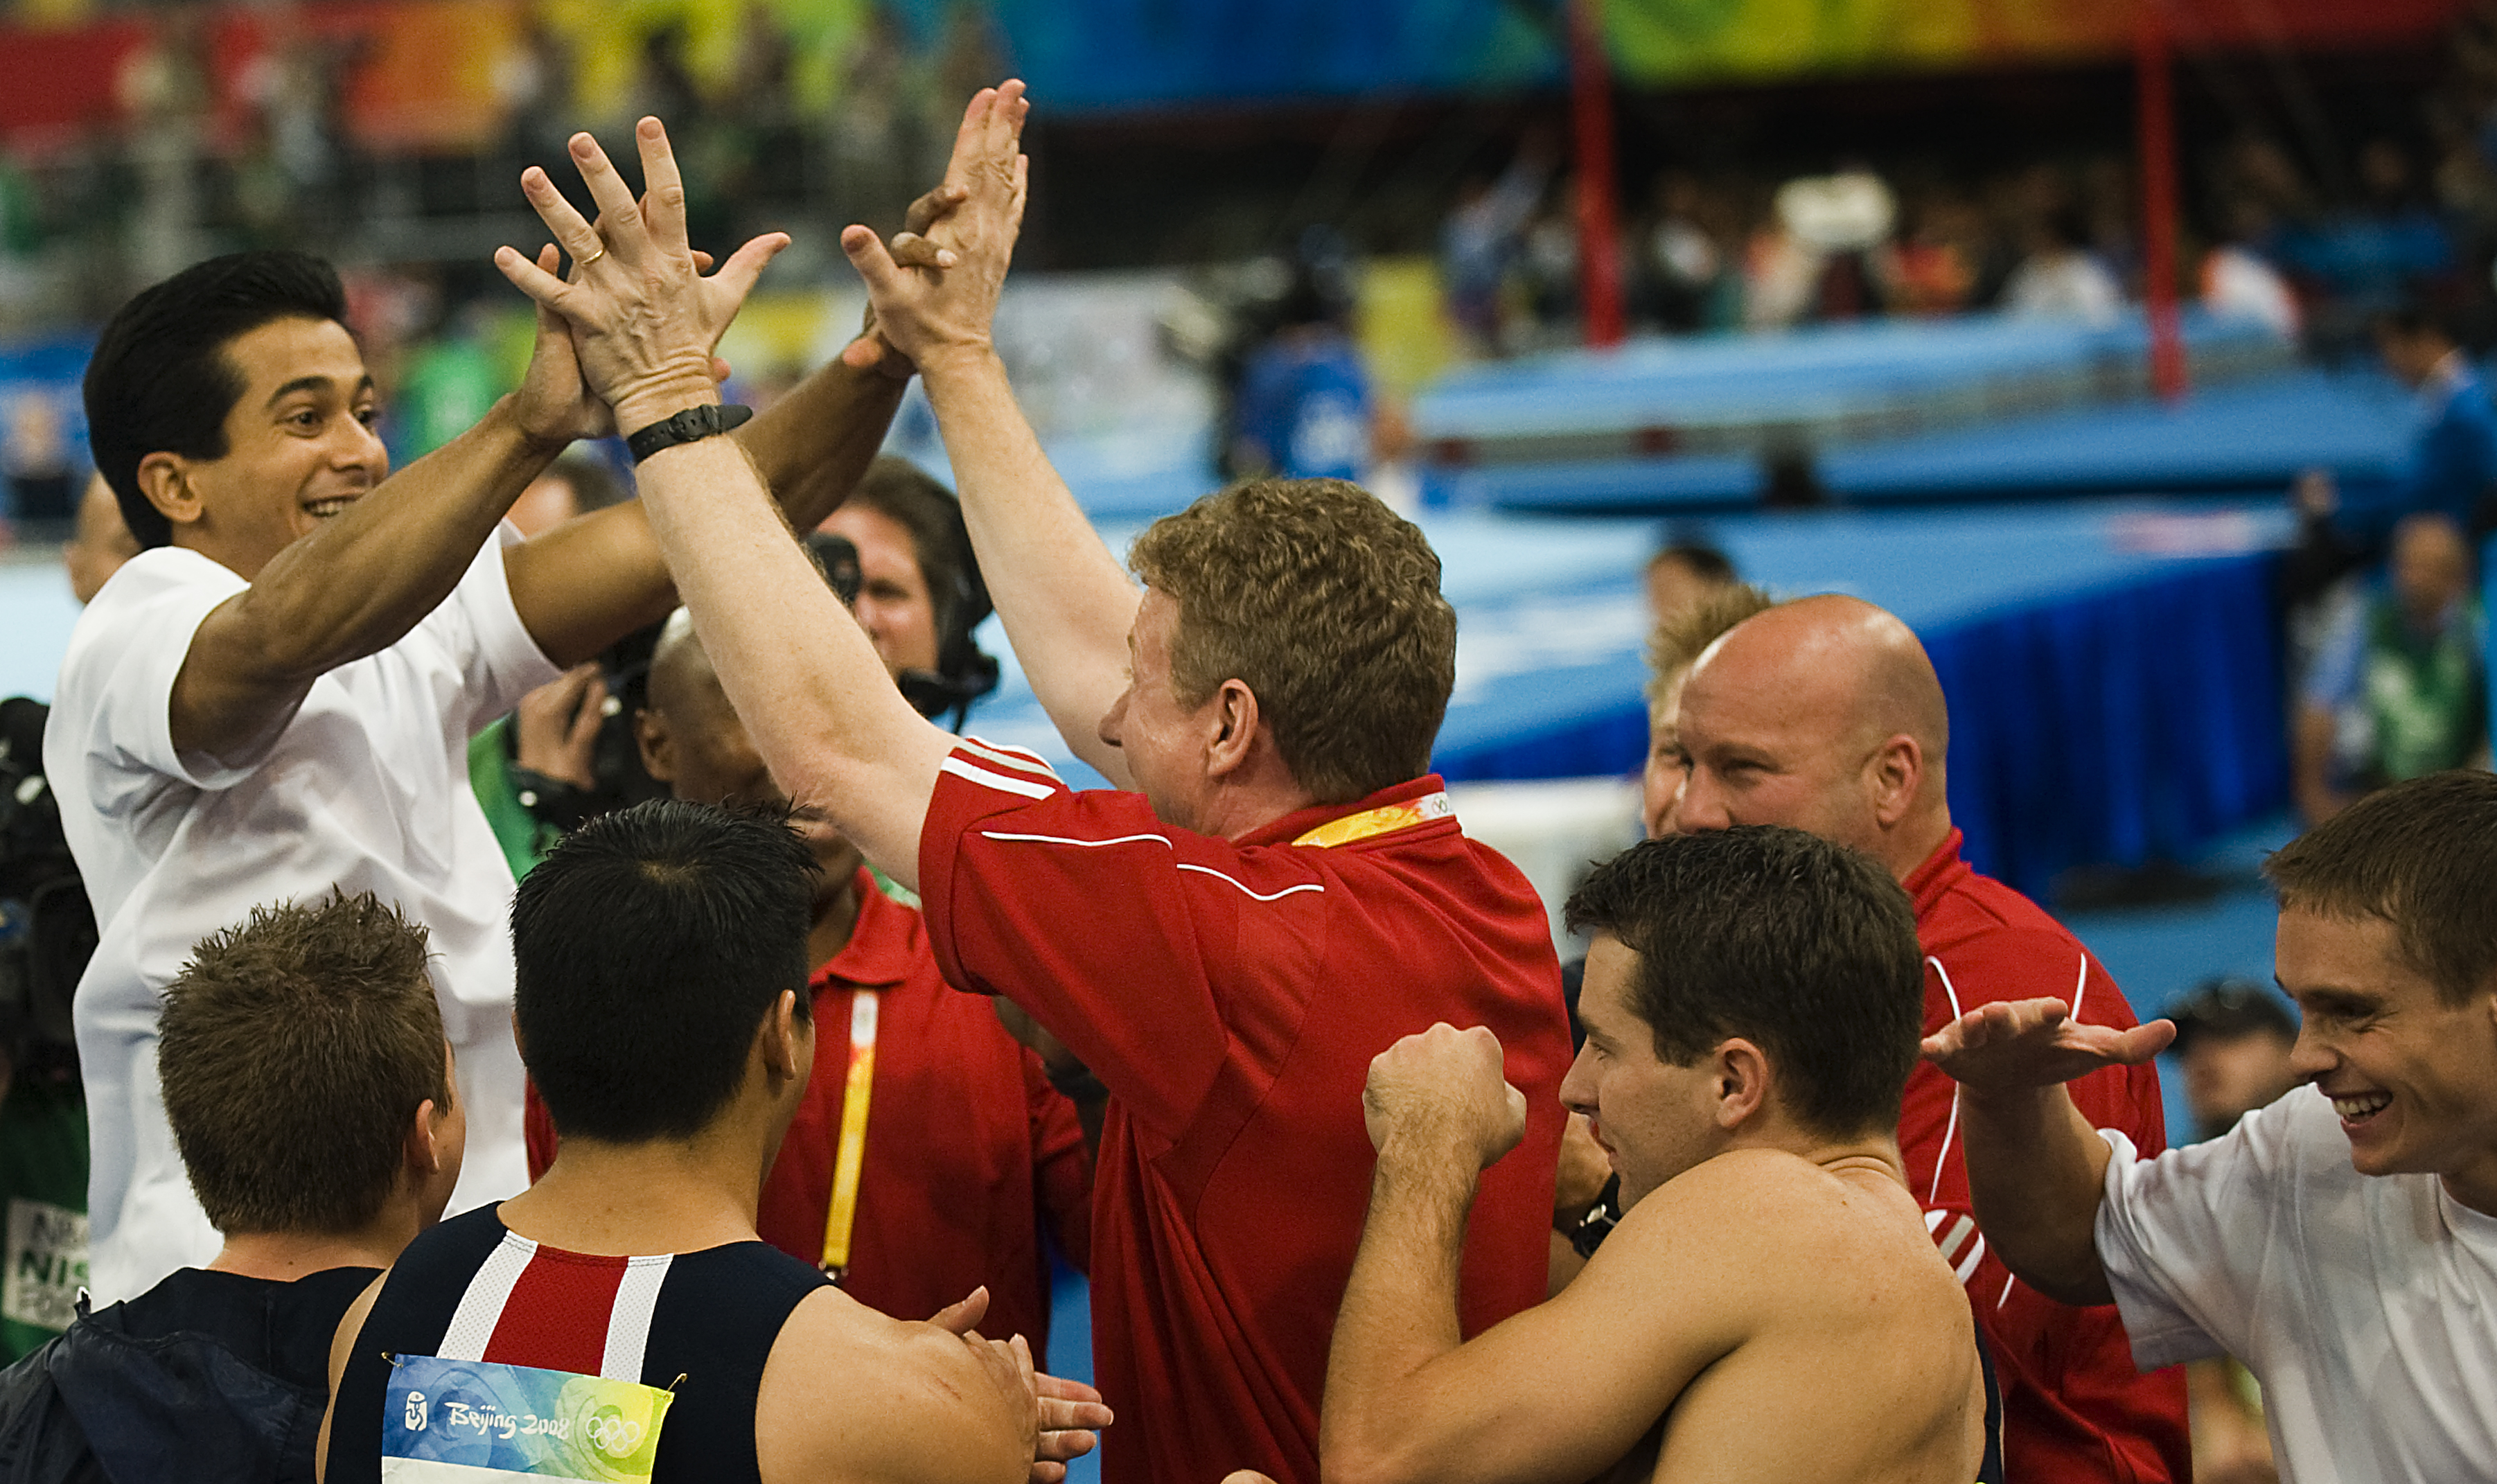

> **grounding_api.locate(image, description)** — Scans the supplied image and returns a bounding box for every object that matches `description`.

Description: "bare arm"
[1921,996,2176,1307]
[635,432,950,886]
[1321,1027,1720,1484]
[497,118,953,888]
[759,1289,1036,1484]
[170,382,578,760]
[839,81,1143,786]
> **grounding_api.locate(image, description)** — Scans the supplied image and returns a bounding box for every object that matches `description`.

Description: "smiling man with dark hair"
[1927,768,2497,1481]
[51,198,941,1305]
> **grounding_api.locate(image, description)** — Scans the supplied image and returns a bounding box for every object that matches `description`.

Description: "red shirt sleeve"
[918,739,1325,1147]
[1023,1050,1094,1275]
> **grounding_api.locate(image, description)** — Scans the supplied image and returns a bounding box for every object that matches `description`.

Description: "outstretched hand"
[1921,997,2176,1093]
[494,118,788,434]
[840,80,1030,371]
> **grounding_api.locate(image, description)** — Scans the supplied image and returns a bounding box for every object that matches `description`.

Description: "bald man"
[519,612,1095,1370]
[1673,595,2189,1484]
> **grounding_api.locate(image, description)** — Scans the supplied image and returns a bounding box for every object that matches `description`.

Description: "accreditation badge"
[381,1354,673,1482]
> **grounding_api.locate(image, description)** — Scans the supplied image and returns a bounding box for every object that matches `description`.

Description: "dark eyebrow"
[264,373,374,409]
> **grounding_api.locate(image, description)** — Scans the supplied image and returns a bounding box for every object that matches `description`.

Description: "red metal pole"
[2137,0,2188,401]
[1568,0,1627,348]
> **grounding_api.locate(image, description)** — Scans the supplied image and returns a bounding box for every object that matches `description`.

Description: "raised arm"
[1320,1027,1727,1484]
[839,82,1144,786]
[501,153,978,665]
[169,301,599,761]
[1921,996,2176,1307]
[497,118,953,888]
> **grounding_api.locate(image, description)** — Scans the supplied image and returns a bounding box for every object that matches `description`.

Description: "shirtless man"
[1308,826,1995,1484]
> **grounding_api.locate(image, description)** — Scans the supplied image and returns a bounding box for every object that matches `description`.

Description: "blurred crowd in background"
[7,0,2497,511]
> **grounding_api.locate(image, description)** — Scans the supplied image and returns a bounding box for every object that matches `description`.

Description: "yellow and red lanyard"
[818,989,879,1278]
[1291,790,1453,849]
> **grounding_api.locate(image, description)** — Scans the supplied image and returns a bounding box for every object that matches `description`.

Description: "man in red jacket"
[522,610,1092,1362]
[1670,594,2190,1483]
[502,88,1573,1484]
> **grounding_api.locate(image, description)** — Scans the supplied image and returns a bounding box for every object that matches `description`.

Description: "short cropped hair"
[1645,582,1774,727]
[1566,827,1925,1138]
[1128,477,1456,804]
[513,800,818,1143]
[85,251,350,549]
[2265,770,2497,1005]
[159,892,448,1237]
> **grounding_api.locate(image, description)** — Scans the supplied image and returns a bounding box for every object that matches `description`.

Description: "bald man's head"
[637,610,864,894]
[1671,594,1955,878]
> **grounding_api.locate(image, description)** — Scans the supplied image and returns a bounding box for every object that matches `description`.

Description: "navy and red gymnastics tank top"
[324,1204,829,1484]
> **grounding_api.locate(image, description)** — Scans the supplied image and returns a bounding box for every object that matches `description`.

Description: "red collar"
[1899,829,1972,919]
[809,868,919,993]
[1235,775,1456,850]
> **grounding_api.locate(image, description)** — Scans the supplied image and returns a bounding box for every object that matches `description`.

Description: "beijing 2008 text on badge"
[381,1354,673,1481]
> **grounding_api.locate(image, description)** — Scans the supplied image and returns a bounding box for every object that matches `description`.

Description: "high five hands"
[840,80,1032,374]
[494,120,787,436]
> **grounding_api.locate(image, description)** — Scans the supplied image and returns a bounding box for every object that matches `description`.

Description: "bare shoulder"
[754,1287,1030,1484]
[1602,1149,1959,1310]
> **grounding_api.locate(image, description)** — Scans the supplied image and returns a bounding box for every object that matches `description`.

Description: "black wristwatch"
[626,403,754,463]
[1562,1173,1623,1258]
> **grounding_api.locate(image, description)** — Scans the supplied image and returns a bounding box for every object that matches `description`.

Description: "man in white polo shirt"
[1923,768,2497,1481]
[50,209,919,1302]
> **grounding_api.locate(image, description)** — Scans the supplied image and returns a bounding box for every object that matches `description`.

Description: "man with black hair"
[320,800,1105,1484]
[1927,769,2497,1481]
[48,158,962,1301]
[0,892,462,1484]
[1301,827,1995,1484]
[520,608,1091,1356]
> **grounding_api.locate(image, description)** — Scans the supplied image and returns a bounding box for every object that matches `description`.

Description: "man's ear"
[635,707,676,782]
[1204,678,1261,780]
[135,452,206,532]
[1711,1038,1771,1131]
[759,990,808,1085]
[1868,733,1925,829]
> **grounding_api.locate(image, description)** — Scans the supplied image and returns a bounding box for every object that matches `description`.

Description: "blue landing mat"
[1429,369,2419,511]
[955,500,2294,901]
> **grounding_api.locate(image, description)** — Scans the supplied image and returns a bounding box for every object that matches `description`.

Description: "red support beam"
[2137,0,2189,402]
[1568,0,1627,348]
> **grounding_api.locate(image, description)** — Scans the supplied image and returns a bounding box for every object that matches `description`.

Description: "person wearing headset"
[819,456,1000,729]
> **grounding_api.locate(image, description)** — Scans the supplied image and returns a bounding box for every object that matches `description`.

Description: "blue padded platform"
[956,500,2293,899]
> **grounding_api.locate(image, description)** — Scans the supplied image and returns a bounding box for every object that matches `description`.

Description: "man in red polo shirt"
[1669,594,2190,1483]
[520,610,1092,1361]
[504,86,1572,1484]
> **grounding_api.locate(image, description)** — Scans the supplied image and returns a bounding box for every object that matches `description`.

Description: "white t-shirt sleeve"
[2094,1094,2303,1371]
[65,548,267,799]
[428,521,565,733]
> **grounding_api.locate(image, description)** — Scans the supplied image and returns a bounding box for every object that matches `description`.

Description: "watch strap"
[626,403,753,463]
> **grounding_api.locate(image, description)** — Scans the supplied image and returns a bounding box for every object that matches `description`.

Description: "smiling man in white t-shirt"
[1923,768,2497,1482]
[48,219,929,1302]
